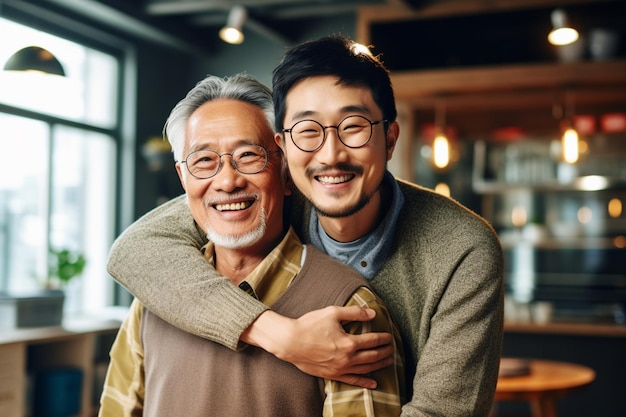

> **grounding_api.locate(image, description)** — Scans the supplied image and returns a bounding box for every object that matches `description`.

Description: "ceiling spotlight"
[548,9,579,46]
[219,5,247,45]
[3,46,65,76]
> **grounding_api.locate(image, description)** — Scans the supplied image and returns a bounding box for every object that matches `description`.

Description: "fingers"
[263,306,396,387]
[349,331,393,350]
[351,343,394,366]
[346,355,395,375]
[333,305,377,323]
[334,346,395,389]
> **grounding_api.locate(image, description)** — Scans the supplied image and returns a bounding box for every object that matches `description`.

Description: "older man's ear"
[175,162,188,192]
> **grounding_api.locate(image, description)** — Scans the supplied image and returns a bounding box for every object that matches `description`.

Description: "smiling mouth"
[214,200,254,211]
[316,174,354,185]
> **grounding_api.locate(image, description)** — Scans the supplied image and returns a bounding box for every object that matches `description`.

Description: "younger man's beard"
[315,194,371,218]
[314,175,384,219]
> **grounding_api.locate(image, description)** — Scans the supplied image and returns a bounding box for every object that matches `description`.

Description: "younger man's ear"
[275,132,286,150]
[385,121,400,161]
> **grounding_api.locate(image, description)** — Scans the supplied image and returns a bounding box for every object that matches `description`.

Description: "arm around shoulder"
[107,195,268,349]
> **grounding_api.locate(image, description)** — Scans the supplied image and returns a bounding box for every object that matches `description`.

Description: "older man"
[98,73,404,417]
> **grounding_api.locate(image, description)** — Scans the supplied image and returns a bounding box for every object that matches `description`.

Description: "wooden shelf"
[390,60,626,103]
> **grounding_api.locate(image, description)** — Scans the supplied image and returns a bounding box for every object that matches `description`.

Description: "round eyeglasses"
[282,115,388,152]
[181,144,276,180]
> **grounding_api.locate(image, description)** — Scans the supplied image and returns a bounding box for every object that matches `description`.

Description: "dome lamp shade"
[3,46,66,76]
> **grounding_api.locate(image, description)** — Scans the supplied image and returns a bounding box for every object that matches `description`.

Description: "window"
[0,16,121,314]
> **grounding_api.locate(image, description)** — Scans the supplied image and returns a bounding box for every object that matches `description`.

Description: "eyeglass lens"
[288,115,379,151]
[184,144,268,179]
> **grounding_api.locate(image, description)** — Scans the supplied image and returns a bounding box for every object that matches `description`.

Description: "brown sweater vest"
[141,245,369,417]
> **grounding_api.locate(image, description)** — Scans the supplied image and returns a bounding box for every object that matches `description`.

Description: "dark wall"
[132,40,196,218]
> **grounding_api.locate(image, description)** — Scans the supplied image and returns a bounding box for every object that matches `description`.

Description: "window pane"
[0,15,121,315]
[51,126,117,313]
[0,17,119,129]
[0,113,49,291]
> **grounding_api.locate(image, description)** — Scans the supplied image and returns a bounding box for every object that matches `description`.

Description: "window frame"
[0,2,137,307]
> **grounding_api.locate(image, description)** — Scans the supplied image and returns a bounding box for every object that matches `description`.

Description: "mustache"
[204,192,258,207]
[305,163,363,178]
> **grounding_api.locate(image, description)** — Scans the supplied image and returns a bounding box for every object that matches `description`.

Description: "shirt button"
[360,260,368,267]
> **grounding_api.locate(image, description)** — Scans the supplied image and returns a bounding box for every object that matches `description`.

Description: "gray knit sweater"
[108,177,504,417]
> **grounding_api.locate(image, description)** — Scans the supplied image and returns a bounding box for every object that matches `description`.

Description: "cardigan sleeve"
[107,195,269,350]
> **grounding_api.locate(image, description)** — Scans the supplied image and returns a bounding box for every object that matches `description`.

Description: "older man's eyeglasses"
[282,115,388,152]
[181,144,276,179]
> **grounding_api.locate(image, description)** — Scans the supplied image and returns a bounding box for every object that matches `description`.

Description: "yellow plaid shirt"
[99,227,404,416]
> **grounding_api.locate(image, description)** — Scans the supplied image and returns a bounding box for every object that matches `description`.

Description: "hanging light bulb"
[433,133,450,169]
[548,9,579,46]
[562,126,579,164]
[561,91,579,164]
[433,99,450,169]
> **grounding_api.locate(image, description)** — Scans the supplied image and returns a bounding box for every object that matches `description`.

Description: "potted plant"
[0,248,86,329]
[46,248,87,290]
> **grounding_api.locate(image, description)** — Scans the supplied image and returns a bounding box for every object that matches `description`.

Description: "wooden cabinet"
[0,320,120,417]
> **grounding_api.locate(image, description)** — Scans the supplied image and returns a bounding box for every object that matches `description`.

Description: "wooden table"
[494,358,596,417]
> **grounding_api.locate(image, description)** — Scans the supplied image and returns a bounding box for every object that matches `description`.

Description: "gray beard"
[205,208,267,249]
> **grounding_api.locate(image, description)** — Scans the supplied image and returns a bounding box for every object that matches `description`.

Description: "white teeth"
[215,201,252,211]
[317,175,351,184]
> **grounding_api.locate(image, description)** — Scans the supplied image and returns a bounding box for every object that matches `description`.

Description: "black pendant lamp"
[3,46,65,76]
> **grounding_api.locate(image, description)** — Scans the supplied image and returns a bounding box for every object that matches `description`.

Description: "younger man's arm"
[108,195,393,386]
[107,195,267,350]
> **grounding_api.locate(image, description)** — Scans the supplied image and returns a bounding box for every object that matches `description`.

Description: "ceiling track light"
[219,5,247,45]
[3,46,65,76]
[548,9,579,46]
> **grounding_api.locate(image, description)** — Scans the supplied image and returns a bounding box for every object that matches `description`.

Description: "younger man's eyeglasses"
[282,115,387,152]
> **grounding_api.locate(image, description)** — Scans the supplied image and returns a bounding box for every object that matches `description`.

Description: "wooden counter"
[0,318,121,417]
[504,321,626,338]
